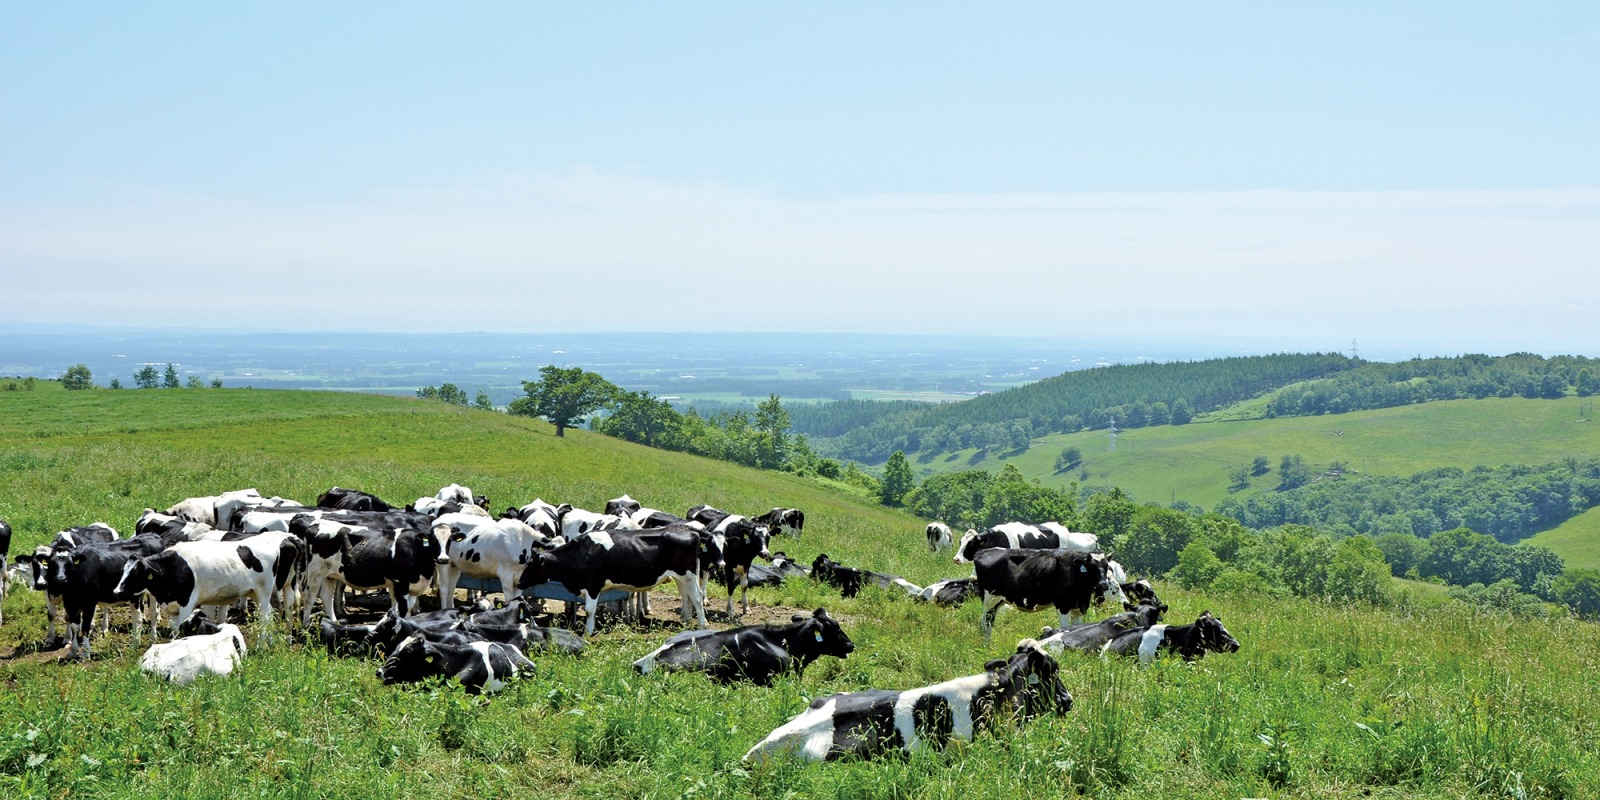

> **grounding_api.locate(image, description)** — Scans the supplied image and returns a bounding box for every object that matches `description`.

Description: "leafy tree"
[185,376,204,389]
[416,385,438,400]
[109,378,123,390]
[134,366,160,389]
[1577,369,1596,398]
[1118,506,1200,576]
[1551,568,1600,618]
[162,363,180,389]
[1081,488,1137,548]
[61,363,94,390]
[1055,446,1083,473]
[904,469,995,529]
[1170,397,1193,425]
[1278,455,1311,490]
[210,378,223,389]
[880,450,915,507]
[1252,456,1271,477]
[1374,532,1429,577]
[754,394,792,470]
[509,366,619,437]
[599,390,682,448]
[1171,541,1223,589]
[474,390,494,410]
[1228,465,1252,491]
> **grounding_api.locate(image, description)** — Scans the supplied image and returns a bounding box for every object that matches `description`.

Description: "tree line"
[54,363,223,390]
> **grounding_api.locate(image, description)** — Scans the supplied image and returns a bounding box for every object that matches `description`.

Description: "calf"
[634,608,853,685]
[377,635,533,694]
[973,548,1127,637]
[953,522,1101,564]
[744,639,1073,762]
[48,533,167,658]
[926,522,953,553]
[516,527,708,637]
[810,554,923,599]
[139,623,247,685]
[753,507,804,539]
[1038,604,1165,655]
[1101,611,1241,665]
[433,514,560,609]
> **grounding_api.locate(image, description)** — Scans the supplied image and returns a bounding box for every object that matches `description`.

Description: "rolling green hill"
[1,386,1596,798]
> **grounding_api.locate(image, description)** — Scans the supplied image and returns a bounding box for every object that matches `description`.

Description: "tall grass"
[1,389,1597,798]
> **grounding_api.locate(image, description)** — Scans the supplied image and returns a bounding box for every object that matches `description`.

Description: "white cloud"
[4,173,1596,351]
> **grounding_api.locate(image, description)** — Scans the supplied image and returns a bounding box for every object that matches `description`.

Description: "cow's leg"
[436,566,457,610]
[45,593,60,645]
[582,592,599,637]
[981,592,1004,639]
[677,574,707,628]
[65,605,82,659]
[254,586,274,644]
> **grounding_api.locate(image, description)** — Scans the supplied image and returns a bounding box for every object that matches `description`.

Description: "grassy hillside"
[925,395,1600,509]
[2,387,1597,799]
[1524,507,1600,571]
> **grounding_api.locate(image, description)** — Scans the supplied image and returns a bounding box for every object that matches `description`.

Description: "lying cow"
[633,608,853,685]
[953,521,1101,564]
[139,623,248,685]
[316,487,394,513]
[917,577,979,607]
[1037,604,1165,655]
[743,639,1073,762]
[0,519,10,626]
[810,554,923,599]
[974,548,1126,637]
[1101,611,1241,665]
[926,522,953,552]
[377,635,533,694]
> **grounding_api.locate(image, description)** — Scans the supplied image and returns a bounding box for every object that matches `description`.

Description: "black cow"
[743,639,1073,762]
[633,608,853,685]
[20,524,119,644]
[753,507,804,539]
[366,606,470,656]
[1100,611,1241,665]
[973,548,1127,637]
[377,635,534,694]
[47,533,167,658]
[810,554,922,599]
[516,527,707,637]
[319,618,378,656]
[1037,604,1165,655]
[316,487,395,513]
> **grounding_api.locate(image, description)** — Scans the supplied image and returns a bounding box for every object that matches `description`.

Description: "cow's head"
[1192,611,1240,656]
[515,551,551,591]
[1088,554,1129,608]
[111,555,155,602]
[793,608,854,660]
[433,523,463,565]
[810,553,837,579]
[45,548,80,593]
[27,546,54,591]
[1121,578,1166,614]
[697,528,727,572]
[376,635,446,685]
[988,639,1074,721]
[953,529,982,564]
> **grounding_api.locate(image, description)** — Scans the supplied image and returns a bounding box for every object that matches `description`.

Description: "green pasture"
[2,388,1598,798]
[923,396,1600,511]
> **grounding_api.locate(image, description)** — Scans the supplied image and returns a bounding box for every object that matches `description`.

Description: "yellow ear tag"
[1079,565,1087,573]
[814,631,824,642]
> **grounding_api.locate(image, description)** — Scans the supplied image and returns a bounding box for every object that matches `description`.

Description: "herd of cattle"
[0,487,1240,762]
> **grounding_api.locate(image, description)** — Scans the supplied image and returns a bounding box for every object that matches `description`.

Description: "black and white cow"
[365,606,471,656]
[0,519,10,626]
[1100,611,1241,665]
[633,608,853,685]
[516,526,708,637]
[953,521,1101,564]
[433,514,561,610]
[709,516,771,617]
[377,634,534,694]
[559,507,638,540]
[973,548,1127,637]
[916,577,979,607]
[743,639,1074,762]
[766,552,811,579]
[21,523,119,644]
[307,525,441,622]
[112,539,286,635]
[685,504,730,529]
[1037,604,1165,655]
[316,487,394,512]
[47,532,168,658]
[810,554,923,599]
[505,499,571,538]
[926,522,953,553]
[603,495,642,517]
[753,507,804,539]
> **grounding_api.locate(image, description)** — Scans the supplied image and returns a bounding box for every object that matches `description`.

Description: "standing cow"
[516,527,708,637]
[926,522,953,553]
[953,522,1100,564]
[973,548,1127,637]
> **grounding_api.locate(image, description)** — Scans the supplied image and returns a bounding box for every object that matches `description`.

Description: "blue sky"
[4,3,1596,354]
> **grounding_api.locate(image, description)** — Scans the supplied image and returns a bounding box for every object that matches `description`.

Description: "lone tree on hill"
[134,365,160,389]
[509,365,619,437]
[61,364,94,390]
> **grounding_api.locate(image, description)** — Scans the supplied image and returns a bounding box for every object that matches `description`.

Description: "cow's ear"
[1200,610,1212,618]
[984,659,1006,673]
[814,608,828,619]
[791,614,806,622]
